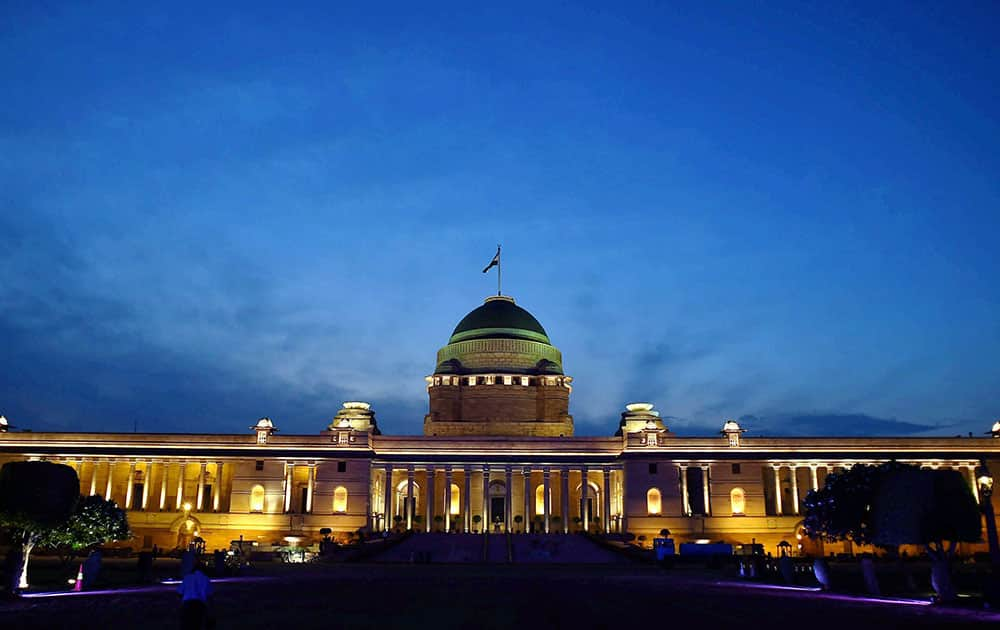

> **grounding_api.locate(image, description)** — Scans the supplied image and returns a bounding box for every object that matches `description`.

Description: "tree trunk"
[860,556,880,595]
[17,541,34,591]
[926,541,957,604]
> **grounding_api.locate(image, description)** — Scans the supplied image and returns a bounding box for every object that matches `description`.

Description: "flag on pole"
[482,246,500,273]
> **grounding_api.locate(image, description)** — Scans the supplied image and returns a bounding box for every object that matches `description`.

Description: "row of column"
[677,464,712,516]
[769,461,984,516]
[60,459,224,512]
[377,464,620,534]
[282,463,317,513]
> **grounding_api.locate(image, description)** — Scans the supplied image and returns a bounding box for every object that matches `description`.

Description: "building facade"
[1,295,998,554]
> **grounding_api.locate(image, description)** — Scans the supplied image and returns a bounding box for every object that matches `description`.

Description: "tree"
[803,462,981,602]
[803,463,884,546]
[0,461,79,591]
[872,467,980,602]
[472,514,481,533]
[513,515,523,533]
[39,495,131,564]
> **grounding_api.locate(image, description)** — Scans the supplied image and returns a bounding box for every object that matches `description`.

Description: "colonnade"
[372,463,623,535]
[55,459,226,512]
[767,461,984,516]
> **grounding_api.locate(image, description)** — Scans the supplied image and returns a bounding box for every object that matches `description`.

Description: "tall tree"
[803,461,981,602]
[0,461,79,591]
[872,467,981,602]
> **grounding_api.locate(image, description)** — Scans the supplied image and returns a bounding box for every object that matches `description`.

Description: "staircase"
[371,533,483,563]
[510,534,632,564]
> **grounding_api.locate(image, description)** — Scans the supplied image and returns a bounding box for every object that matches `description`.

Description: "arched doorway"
[575,481,601,530]
[394,480,420,521]
[488,480,506,532]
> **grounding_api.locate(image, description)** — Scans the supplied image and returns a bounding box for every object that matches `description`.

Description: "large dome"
[435,296,563,375]
[448,296,552,345]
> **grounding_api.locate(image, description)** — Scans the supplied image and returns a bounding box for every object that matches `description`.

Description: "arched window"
[450,483,460,515]
[333,486,348,513]
[250,485,265,513]
[646,488,662,515]
[535,484,545,515]
[730,487,746,515]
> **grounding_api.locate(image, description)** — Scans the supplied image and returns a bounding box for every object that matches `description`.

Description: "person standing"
[177,561,213,629]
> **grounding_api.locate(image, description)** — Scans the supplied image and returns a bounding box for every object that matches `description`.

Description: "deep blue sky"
[2,2,998,437]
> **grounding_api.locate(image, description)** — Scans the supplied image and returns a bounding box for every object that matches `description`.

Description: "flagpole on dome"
[497,244,501,296]
[482,244,502,296]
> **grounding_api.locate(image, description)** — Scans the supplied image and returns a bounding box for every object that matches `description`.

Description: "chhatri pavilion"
[1,294,998,554]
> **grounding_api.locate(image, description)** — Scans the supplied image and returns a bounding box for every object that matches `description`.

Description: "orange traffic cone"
[73,564,83,592]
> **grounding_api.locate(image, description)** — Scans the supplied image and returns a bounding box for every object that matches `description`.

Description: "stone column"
[504,466,512,532]
[176,462,186,510]
[382,464,393,531]
[701,465,711,516]
[543,468,552,533]
[426,466,435,532]
[196,462,207,510]
[105,461,114,502]
[306,464,316,513]
[810,465,819,492]
[772,465,783,516]
[560,467,569,534]
[407,466,415,529]
[790,465,799,515]
[159,462,168,510]
[679,465,689,516]
[444,467,453,533]
[602,468,612,533]
[463,466,472,533]
[213,462,223,511]
[619,470,628,535]
[522,467,531,533]
[141,460,153,510]
[580,466,590,531]
[124,462,136,510]
[284,463,294,513]
[481,465,490,534]
[89,460,98,496]
[966,465,980,504]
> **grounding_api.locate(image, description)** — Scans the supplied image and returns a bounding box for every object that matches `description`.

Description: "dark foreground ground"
[2,563,999,629]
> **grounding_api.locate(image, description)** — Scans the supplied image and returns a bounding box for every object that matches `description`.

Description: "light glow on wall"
[646,487,662,515]
[730,487,746,515]
[250,485,265,512]
[333,486,348,513]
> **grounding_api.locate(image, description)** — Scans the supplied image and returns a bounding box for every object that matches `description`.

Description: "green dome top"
[448,296,552,345]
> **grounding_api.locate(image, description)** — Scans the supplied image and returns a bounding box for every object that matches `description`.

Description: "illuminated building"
[1,295,998,555]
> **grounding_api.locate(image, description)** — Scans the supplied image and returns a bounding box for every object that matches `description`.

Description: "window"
[730,487,746,515]
[450,484,460,515]
[732,463,741,474]
[256,432,267,444]
[520,377,529,386]
[503,375,513,385]
[648,463,658,475]
[646,488,662,515]
[250,485,265,513]
[255,461,264,471]
[535,484,545,515]
[333,486,348,513]
[467,376,476,386]
[337,461,347,473]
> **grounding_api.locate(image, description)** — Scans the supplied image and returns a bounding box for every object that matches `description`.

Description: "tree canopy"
[803,461,981,552]
[39,495,131,554]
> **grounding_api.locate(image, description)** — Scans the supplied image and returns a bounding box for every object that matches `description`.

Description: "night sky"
[2,3,998,438]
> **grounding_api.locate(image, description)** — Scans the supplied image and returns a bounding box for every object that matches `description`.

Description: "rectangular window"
[337,461,347,473]
[520,377,529,386]
[257,432,267,444]
[255,460,264,471]
[648,463,658,475]
[467,376,476,386]
[503,375,513,385]
[732,463,741,474]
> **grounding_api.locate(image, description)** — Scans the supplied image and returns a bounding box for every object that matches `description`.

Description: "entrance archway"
[488,480,506,532]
